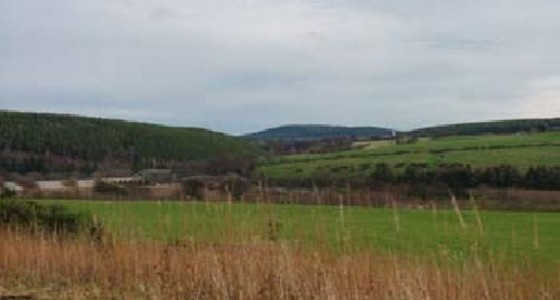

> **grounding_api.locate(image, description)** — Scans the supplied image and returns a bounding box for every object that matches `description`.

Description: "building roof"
[36,181,66,190]
[77,180,95,188]
[102,177,141,183]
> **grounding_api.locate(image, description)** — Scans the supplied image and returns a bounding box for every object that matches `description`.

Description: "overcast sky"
[1,0,559,134]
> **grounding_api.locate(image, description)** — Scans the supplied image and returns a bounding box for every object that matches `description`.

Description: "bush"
[0,199,102,237]
[0,187,16,199]
[94,181,128,195]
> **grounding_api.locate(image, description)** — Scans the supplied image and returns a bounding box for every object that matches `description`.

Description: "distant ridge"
[244,124,395,141]
[411,118,560,137]
[245,118,560,142]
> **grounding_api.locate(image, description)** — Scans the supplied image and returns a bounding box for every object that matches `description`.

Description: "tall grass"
[0,228,558,300]
[0,198,559,299]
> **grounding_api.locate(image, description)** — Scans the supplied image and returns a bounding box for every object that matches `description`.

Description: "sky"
[1,0,559,135]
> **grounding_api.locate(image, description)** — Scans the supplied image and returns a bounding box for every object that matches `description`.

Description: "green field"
[43,200,560,265]
[256,132,560,179]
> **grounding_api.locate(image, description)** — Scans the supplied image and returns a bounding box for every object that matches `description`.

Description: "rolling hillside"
[245,124,394,141]
[256,132,560,187]
[411,118,560,138]
[246,118,560,142]
[0,111,259,175]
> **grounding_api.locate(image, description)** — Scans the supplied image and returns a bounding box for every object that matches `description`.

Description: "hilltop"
[0,111,259,176]
[245,124,395,141]
[245,118,560,142]
[410,118,560,138]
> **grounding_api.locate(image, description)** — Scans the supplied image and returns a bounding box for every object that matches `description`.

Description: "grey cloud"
[1,0,559,134]
[398,37,504,51]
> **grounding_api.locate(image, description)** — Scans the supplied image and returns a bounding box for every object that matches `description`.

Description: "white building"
[3,181,24,195]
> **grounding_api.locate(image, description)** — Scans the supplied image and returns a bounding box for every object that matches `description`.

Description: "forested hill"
[411,118,560,138]
[245,125,394,141]
[0,111,259,175]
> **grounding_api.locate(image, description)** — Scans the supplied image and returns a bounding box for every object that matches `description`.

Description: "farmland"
[1,199,558,299]
[2,127,560,299]
[41,200,560,265]
[256,132,560,180]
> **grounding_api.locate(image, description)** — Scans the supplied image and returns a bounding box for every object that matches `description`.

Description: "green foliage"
[412,118,560,138]
[0,111,259,174]
[257,132,560,187]
[41,200,560,264]
[0,187,16,199]
[182,180,204,200]
[94,181,129,195]
[0,199,101,236]
[371,163,393,183]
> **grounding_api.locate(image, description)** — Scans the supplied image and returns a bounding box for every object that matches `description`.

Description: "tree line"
[411,118,560,138]
[264,163,560,192]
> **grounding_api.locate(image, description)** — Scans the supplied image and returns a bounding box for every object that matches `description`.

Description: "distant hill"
[256,132,560,191]
[0,111,259,176]
[245,125,395,141]
[411,118,560,138]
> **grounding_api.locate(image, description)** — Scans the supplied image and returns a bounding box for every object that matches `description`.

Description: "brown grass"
[0,229,558,300]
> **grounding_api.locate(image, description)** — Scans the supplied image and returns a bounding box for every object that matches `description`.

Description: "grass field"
[42,200,560,266]
[256,132,560,179]
[1,199,558,299]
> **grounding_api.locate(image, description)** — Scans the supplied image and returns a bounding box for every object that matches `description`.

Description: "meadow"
[256,132,560,179]
[1,199,559,299]
[41,200,560,265]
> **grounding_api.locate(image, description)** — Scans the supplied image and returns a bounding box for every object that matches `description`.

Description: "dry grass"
[0,229,558,300]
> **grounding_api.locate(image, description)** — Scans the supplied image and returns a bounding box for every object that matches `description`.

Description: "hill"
[0,111,259,176]
[245,124,395,141]
[410,118,560,138]
[256,132,560,189]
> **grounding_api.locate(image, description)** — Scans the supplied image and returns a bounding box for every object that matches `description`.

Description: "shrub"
[0,199,102,237]
[0,187,16,199]
[94,181,128,195]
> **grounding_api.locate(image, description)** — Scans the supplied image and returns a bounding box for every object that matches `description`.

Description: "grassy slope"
[256,132,560,179]
[43,200,560,264]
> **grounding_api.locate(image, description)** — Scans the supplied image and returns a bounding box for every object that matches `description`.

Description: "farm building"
[36,180,66,192]
[2,181,24,196]
[31,179,96,198]
[101,177,141,185]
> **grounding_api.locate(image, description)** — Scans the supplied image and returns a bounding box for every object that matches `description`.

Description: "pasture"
[1,199,558,299]
[42,200,560,265]
[257,132,560,179]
